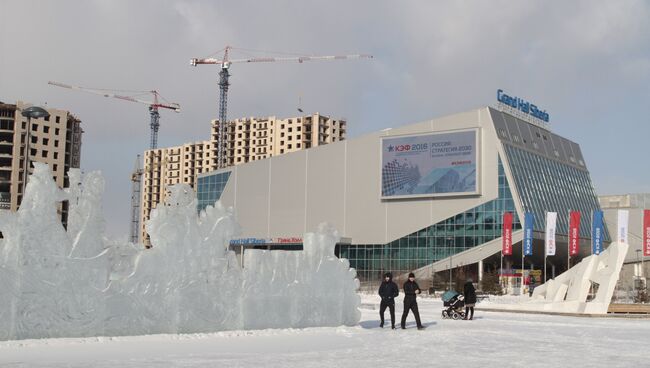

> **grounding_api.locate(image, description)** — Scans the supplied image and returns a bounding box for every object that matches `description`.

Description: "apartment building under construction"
[0,100,82,226]
[140,113,345,245]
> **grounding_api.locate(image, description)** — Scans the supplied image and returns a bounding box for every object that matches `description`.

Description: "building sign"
[229,237,303,246]
[381,129,479,199]
[497,89,550,123]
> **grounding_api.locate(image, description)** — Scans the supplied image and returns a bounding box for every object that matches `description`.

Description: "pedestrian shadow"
[359,319,437,329]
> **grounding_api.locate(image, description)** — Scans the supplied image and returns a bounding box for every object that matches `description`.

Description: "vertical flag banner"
[617,209,629,244]
[569,211,581,256]
[523,212,534,256]
[643,210,650,257]
[502,212,513,256]
[545,212,557,256]
[592,210,604,255]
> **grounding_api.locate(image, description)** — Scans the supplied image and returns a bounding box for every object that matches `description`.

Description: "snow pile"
[0,163,360,341]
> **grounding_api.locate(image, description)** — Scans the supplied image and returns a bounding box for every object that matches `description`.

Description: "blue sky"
[1,0,648,237]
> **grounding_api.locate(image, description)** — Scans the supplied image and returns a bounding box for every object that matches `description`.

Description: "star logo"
[388,145,394,152]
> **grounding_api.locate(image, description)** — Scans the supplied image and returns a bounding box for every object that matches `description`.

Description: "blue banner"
[592,210,604,255]
[523,212,534,256]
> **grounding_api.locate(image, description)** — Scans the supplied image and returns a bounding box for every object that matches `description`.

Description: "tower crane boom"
[189,46,372,169]
[48,81,180,149]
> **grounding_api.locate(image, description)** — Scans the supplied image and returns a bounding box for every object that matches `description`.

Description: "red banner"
[643,210,650,257]
[502,212,513,256]
[569,211,581,256]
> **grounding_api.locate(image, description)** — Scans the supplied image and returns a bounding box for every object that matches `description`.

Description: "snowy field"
[2,294,649,368]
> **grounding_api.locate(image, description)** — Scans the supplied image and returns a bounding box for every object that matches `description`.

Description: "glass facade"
[503,144,609,240]
[338,158,521,282]
[196,171,231,212]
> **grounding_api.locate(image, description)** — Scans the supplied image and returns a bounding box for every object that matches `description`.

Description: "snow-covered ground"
[1,294,649,367]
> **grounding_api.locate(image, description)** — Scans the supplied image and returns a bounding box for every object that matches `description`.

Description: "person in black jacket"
[463,279,477,320]
[378,272,399,329]
[401,272,425,330]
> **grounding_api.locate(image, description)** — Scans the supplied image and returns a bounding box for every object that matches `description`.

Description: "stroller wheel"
[452,312,461,320]
[442,310,448,318]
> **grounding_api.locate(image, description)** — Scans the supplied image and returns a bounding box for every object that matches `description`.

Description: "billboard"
[381,129,479,198]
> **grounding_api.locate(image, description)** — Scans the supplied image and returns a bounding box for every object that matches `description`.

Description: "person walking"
[401,272,425,330]
[378,272,399,329]
[463,278,477,320]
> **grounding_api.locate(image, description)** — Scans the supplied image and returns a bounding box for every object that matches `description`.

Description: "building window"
[55,116,60,123]
[54,140,59,147]
[43,126,49,133]
[31,124,37,132]
[288,144,292,149]
[41,150,47,158]
[43,138,49,145]
[30,148,36,156]
[53,164,57,171]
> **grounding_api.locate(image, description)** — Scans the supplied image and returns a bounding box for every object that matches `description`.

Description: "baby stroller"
[441,290,466,320]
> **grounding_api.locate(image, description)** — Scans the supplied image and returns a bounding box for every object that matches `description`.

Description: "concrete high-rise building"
[0,101,83,225]
[139,113,345,245]
[214,113,346,167]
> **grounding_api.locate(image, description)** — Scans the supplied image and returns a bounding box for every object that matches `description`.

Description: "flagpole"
[522,228,525,296]
[591,210,594,256]
[544,211,548,283]
[566,210,571,271]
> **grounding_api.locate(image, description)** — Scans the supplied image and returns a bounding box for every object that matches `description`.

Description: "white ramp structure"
[487,242,628,315]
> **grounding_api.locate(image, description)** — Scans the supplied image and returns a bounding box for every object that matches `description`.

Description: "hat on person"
[408,272,415,278]
[384,272,392,279]
[467,278,473,283]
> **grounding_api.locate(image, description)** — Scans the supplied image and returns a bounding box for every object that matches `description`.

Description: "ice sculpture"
[486,242,628,315]
[0,163,360,341]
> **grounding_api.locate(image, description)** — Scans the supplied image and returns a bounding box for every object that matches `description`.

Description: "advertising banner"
[502,212,513,256]
[569,211,581,256]
[523,212,534,256]
[545,212,557,256]
[592,210,604,255]
[617,210,629,244]
[381,130,478,198]
[643,210,650,257]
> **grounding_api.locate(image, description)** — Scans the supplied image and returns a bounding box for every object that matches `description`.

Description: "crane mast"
[190,46,372,168]
[48,81,180,245]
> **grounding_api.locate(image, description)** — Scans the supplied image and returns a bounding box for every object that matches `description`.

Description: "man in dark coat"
[463,279,477,320]
[378,272,399,328]
[401,272,425,330]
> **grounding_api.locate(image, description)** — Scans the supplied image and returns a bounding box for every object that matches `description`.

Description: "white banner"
[617,209,629,244]
[545,212,557,256]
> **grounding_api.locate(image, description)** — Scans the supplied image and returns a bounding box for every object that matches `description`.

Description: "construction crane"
[48,81,180,149]
[49,81,180,245]
[189,46,373,168]
[130,155,144,243]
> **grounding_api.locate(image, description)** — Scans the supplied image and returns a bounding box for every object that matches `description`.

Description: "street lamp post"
[20,106,50,201]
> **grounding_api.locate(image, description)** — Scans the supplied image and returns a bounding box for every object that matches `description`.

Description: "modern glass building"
[196,106,608,286]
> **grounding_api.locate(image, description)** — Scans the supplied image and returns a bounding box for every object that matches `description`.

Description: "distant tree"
[480,270,503,295]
